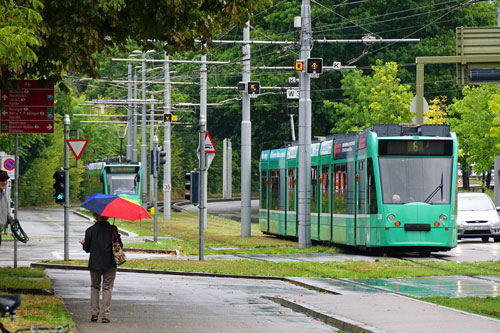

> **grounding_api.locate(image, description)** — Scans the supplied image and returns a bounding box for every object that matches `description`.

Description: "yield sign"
[197,132,217,154]
[66,139,88,160]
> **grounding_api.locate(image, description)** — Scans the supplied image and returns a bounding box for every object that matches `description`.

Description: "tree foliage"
[450,85,500,176]
[324,61,413,133]
[1,0,272,87]
[0,0,44,78]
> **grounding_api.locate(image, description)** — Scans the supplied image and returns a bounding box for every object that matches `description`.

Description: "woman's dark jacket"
[82,221,123,270]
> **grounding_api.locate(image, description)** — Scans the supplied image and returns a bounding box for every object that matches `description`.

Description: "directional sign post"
[66,139,88,160]
[0,80,55,134]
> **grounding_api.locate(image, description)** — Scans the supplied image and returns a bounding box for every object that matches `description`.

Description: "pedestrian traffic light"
[185,170,200,205]
[247,81,260,95]
[53,170,65,205]
[307,58,323,74]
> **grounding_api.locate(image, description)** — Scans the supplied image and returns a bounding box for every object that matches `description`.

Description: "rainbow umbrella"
[81,193,151,221]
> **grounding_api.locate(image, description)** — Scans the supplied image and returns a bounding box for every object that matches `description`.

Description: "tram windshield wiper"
[424,172,443,203]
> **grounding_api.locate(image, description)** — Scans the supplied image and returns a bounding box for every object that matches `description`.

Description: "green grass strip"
[419,296,500,320]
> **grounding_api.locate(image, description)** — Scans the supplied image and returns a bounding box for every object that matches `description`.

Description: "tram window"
[311,166,318,213]
[321,166,330,213]
[260,171,268,209]
[334,164,347,214]
[270,170,280,210]
[379,156,452,204]
[288,169,296,212]
[367,159,378,214]
[107,174,138,195]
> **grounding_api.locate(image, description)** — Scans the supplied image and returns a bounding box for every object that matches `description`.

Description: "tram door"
[260,170,269,233]
[287,168,297,237]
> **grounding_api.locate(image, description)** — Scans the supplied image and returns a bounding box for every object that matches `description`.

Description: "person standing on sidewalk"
[79,212,122,323]
[0,171,14,247]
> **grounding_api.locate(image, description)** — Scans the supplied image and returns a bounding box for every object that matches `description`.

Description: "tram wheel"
[493,236,500,242]
[481,237,490,242]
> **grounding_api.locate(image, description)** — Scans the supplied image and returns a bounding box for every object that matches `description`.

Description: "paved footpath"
[38,264,500,333]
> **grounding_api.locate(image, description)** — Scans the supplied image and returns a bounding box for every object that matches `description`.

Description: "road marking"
[52,251,63,260]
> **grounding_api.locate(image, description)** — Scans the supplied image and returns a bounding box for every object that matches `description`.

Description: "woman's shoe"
[102,317,110,323]
[91,315,98,322]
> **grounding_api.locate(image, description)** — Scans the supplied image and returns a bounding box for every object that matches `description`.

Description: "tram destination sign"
[0,80,55,134]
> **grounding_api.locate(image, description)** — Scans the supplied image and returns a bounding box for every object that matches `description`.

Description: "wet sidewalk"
[37,263,500,333]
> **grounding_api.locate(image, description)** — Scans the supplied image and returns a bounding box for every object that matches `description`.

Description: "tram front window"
[107,174,138,196]
[379,157,452,204]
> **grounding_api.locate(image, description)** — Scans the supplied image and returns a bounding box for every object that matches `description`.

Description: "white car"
[457,192,500,242]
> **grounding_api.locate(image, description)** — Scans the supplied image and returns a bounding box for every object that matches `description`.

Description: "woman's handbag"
[111,226,126,265]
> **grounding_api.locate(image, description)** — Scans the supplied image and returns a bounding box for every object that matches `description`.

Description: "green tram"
[84,159,142,204]
[260,124,458,253]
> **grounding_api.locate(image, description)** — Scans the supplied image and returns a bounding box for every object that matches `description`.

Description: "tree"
[450,85,500,190]
[324,61,413,134]
[424,96,449,125]
[0,0,44,79]
[0,0,272,87]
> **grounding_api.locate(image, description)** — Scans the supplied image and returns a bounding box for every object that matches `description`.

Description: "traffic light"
[156,150,167,168]
[185,170,200,205]
[164,114,177,122]
[247,81,260,95]
[307,58,323,74]
[150,150,167,174]
[294,60,304,72]
[53,170,65,205]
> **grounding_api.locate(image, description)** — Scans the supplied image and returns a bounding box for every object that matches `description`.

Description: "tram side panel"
[318,141,333,242]
[285,146,298,237]
[259,150,270,233]
[267,149,287,236]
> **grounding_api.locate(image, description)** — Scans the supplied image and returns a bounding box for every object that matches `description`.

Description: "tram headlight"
[387,214,396,223]
[439,214,447,223]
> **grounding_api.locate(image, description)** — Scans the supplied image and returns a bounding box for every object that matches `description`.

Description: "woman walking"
[80,212,122,323]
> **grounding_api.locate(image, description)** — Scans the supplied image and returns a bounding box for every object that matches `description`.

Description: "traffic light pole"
[241,22,251,238]
[298,0,312,249]
[199,52,207,261]
[153,136,159,242]
[64,115,70,261]
[163,52,172,220]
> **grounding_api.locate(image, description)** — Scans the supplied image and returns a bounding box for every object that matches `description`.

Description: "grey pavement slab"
[46,269,337,333]
[291,292,500,333]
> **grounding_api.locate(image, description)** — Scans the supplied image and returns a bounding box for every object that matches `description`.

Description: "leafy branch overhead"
[0,0,272,86]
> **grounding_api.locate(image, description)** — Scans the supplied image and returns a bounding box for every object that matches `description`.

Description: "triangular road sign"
[66,139,89,160]
[197,132,217,154]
